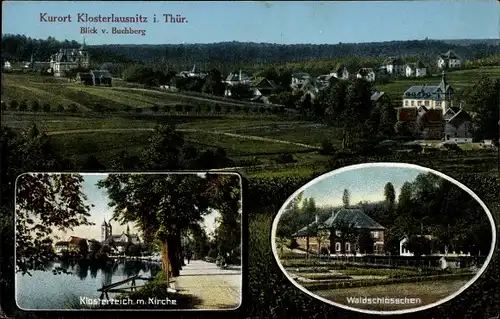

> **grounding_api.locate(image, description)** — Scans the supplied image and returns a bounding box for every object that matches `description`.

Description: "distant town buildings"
[101,219,141,253]
[50,40,90,77]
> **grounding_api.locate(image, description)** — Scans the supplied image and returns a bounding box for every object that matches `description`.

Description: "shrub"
[150,105,159,113]
[320,140,335,155]
[214,103,222,113]
[42,103,51,112]
[55,104,65,112]
[123,104,132,112]
[162,104,171,113]
[19,100,28,111]
[175,104,183,112]
[288,238,299,250]
[273,153,295,164]
[67,104,78,113]
[30,100,40,112]
[184,104,193,113]
[9,99,19,110]
[0,101,6,112]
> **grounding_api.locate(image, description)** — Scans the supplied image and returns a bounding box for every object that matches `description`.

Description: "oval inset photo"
[271,163,496,315]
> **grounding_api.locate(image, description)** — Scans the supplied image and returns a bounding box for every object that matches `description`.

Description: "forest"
[2,34,500,72]
[278,172,492,257]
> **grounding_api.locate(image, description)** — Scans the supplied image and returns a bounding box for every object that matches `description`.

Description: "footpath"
[174,260,241,309]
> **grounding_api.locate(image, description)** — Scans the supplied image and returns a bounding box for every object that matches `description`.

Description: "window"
[371,231,379,239]
[335,230,342,237]
[417,101,422,106]
[405,100,409,106]
[411,101,415,106]
[424,101,429,106]
[335,243,341,252]
[346,243,350,252]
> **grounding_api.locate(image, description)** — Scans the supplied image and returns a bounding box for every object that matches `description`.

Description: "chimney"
[239,69,242,81]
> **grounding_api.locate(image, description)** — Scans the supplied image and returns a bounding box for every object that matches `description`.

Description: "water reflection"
[16,260,161,309]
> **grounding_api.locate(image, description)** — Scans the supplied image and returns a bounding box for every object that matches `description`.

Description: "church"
[101,219,141,252]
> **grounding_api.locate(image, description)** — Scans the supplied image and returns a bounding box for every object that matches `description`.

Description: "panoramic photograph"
[272,164,496,313]
[1,1,499,318]
[15,172,242,310]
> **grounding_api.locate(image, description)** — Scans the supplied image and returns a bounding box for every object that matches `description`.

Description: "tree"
[16,173,94,274]
[384,182,396,208]
[67,104,78,113]
[342,189,350,208]
[88,240,102,259]
[30,100,40,112]
[0,101,6,113]
[468,76,500,142]
[97,174,215,277]
[19,100,28,111]
[79,239,89,258]
[357,229,374,254]
[140,124,185,170]
[405,235,432,257]
[42,103,51,112]
[9,100,19,110]
[150,105,159,113]
[56,104,65,112]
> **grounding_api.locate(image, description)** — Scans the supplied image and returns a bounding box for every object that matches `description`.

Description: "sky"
[2,1,499,45]
[301,166,423,207]
[49,173,221,241]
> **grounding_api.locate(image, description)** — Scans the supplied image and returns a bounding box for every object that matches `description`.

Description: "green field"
[1,74,190,111]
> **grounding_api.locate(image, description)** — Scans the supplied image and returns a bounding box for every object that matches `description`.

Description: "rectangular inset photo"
[15,172,242,311]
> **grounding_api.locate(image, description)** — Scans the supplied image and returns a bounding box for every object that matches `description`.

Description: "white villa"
[49,41,90,77]
[405,61,427,78]
[383,57,406,76]
[356,68,376,82]
[402,71,453,114]
[330,65,349,80]
[291,72,312,87]
[437,50,463,69]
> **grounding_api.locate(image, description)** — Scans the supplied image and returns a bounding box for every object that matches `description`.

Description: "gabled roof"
[384,57,406,66]
[371,91,386,102]
[68,236,87,245]
[55,241,69,246]
[418,105,428,113]
[292,72,311,79]
[292,220,320,237]
[91,70,112,78]
[398,107,418,121]
[357,68,374,75]
[416,60,426,69]
[252,77,275,88]
[447,109,472,128]
[322,208,385,230]
[440,50,460,60]
[403,85,439,99]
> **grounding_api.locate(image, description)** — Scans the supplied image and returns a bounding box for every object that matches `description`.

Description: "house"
[383,57,406,76]
[3,61,12,71]
[402,71,454,114]
[322,208,385,255]
[90,70,112,86]
[54,241,69,254]
[437,50,462,69]
[179,65,208,79]
[417,108,444,139]
[444,109,474,143]
[50,41,90,77]
[298,78,321,100]
[225,70,253,86]
[371,90,390,107]
[101,219,140,253]
[405,61,427,78]
[356,68,376,82]
[292,208,386,255]
[443,107,462,121]
[251,77,275,97]
[330,65,349,80]
[291,72,312,87]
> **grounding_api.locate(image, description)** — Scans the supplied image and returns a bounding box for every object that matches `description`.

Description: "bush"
[135,107,143,113]
[19,100,28,111]
[56,104,65,112]
[162,104,171,113]
[30,100,40,112]
[320,140,335,155]
[288,238,299,250]
[0,101,6,112]
[42,103,51,112]
[9,99,19,110]
[273,153,295,164]
[150,105,159,113]
[67,104,78,113]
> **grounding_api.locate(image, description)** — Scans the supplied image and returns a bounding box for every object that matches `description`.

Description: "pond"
[16,260,161,310]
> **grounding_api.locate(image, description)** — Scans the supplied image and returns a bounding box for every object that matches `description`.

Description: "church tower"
[101,219,107,242]
[437,70,453,114]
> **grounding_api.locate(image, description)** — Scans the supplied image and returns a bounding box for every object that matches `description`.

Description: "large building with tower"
[101,219,141,252]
